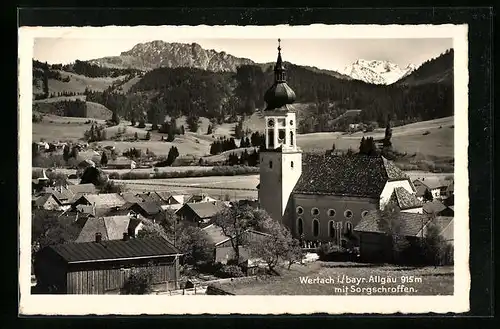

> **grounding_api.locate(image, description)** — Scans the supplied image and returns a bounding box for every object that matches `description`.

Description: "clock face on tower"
[268,119,275,127]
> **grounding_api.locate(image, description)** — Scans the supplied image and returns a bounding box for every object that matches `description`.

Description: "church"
[257,40,423,247]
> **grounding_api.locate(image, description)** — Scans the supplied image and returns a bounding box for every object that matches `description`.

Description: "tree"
[100,151,108,167]
[100,180,126,194]
[176,226,214,266]
[120,265,155,295]
[79,167,109,186]
[376,203,410,263]
[421,217,449,266]
[111,110,120,125]
[247,217,296,273]
[180,125,185,135]
[186,115,200,133]
[284,238,304,270]
[207,124,213,135]
[145,131,151,140]
[383,114,393,147]
[134,132,139,140]
[63,144,71,162]
[214,204,262,265]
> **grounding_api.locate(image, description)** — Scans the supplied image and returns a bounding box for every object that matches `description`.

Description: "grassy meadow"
[216,261,454,295]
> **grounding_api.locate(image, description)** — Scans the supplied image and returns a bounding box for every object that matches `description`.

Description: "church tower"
[258,39,302,228]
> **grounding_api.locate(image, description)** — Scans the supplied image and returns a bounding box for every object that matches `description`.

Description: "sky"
[33,37,453,72]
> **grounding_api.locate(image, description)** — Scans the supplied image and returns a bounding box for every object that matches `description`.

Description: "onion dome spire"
[264,39,296,111]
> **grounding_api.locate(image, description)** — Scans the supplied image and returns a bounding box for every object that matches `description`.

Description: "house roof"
[423,200,448,214]
[419,216,454,240]
[155,191,172,202]
[160,204,183,212]
[169,195,186,204]
[120,192,143,204]
[293,154,410,198]
[415,177,448,190]
[132,201,163,216]
[76,193,127,208]
[203,224,230,245]
[187,193,215,203]
[44,186,74,201]
[75,217,109,242]
[33,193,62,207]
[390,187,423,210]
[67,184,98,195]
[354,210,431,237]
[137,192,166,205]
[415,184,429,197]
[47,236,181,264]
[181,201,225,220]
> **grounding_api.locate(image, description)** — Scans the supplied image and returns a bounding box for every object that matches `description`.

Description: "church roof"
[293,154,410,198]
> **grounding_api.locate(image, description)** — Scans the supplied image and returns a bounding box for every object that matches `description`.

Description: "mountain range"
[343,59,417,85]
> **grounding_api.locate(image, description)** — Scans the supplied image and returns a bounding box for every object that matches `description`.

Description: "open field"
[298,116,454,157]
[33,71,128,95]
[216,261,453,295]
[33,114,454,159]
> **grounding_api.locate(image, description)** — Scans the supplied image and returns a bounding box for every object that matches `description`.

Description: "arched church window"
[296,206,304,215]
[268,130,275,148]
[345,221,353,234]
[267,119,275,127]
[344,210,353,219]
[297,217,303,235]
[328,221,335,238]
[311,207,320,216]
[290,131,294,146]
[269,160,273,169]
[278,129,286,144]
[312,219,319,237]
[328,209,336,217]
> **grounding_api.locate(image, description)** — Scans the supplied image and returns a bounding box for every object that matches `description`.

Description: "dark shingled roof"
[182,201,226,219]
[354,210,431,237]
[47,236,181,264]
[133,201,164,216]
[423,200,447,214]
[293,154,410,198]
[390,187,423,210]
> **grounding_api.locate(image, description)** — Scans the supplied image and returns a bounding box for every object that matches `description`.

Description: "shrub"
[216,264,245,278]
[120,266,155,295]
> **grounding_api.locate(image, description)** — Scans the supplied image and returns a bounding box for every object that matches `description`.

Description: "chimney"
[95,232,102,243]
[123,232,130,241]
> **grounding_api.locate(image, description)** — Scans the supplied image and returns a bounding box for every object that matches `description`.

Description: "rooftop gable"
[48,236,181,264]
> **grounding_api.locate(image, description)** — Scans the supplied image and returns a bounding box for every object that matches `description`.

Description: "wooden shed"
[34,236,182,294]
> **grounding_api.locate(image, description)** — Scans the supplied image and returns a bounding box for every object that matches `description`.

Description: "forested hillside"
[33,49,453,132]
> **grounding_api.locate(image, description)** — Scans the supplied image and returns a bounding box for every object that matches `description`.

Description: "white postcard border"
[19,24,469,315]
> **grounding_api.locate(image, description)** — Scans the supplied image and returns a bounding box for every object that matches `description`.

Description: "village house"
[137,191,169,206]
[71,193,127,211]
[126,201,164,221]
[75,215,144,243]
[176,201,226,228]
[107,157,137,170]
[186,193,218,204]
[387,187,424,214]
[34,236,182,294]
[32,193,63,211]
[257,42,424,249]
[202,224,271,266]
[43,185,75,209]
[413,177,448,199]
[354,211,454,263]
[423,200,455,217]
[119,192,144,204]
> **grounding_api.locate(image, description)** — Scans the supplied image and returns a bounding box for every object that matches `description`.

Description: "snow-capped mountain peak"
[343,59,416,85]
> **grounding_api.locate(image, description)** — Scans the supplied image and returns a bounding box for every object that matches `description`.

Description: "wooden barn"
[34,236,182,294]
